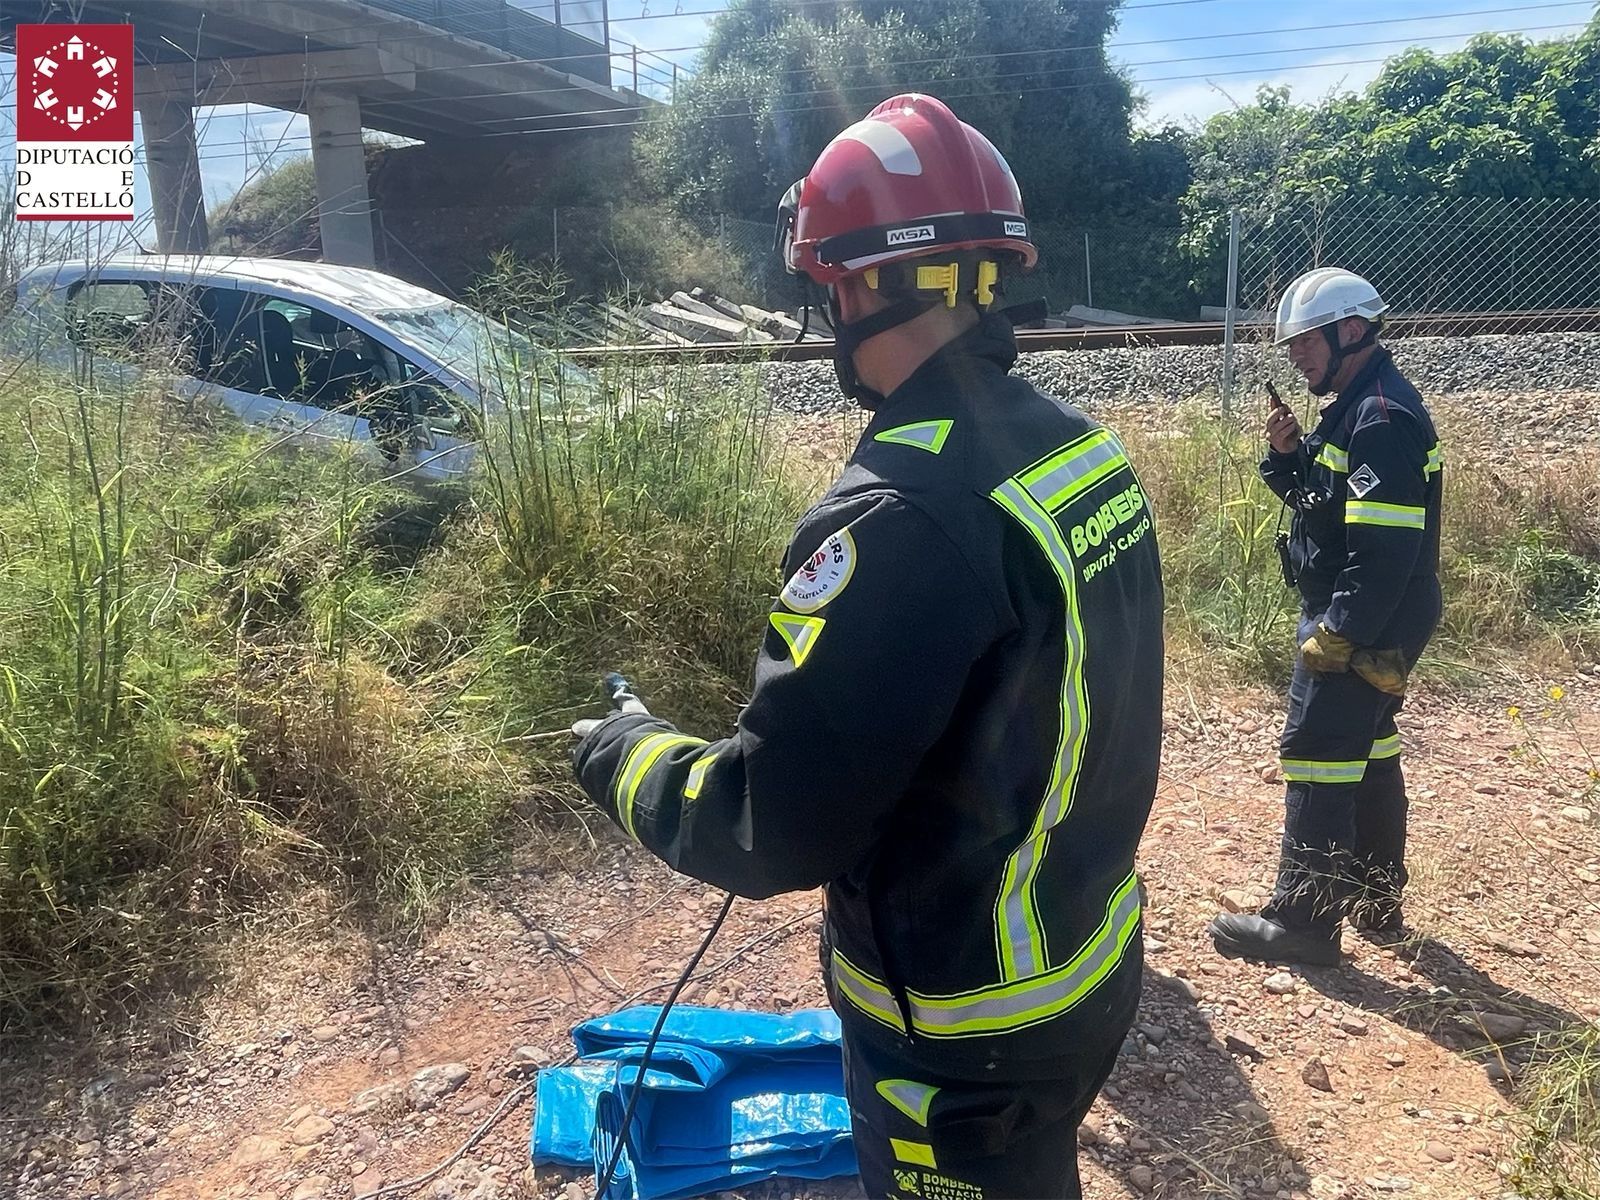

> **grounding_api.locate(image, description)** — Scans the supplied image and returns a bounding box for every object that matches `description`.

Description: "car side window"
[66,281,153,357]
[66,280,209,373]
[258,299,390,413]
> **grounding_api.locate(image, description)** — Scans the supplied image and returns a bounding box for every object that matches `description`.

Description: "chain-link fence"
[374,195,1600,342]
[1234,194,1600,328]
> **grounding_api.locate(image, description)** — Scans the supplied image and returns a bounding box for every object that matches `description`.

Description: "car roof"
[17,255,452,318]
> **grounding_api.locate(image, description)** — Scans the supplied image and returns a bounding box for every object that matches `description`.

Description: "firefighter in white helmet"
[1211,267,1444,965]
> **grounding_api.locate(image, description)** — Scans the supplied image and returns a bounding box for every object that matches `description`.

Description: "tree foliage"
[636,0,1179,226]
[1186,19,1600,222]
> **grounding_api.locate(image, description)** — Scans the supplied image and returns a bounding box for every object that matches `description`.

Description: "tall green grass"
[0,267,802,1026]
[1122,409,1600,682]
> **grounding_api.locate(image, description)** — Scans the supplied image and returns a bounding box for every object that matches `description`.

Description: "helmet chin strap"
[826,286,939,410]
[1310,319,1378,396]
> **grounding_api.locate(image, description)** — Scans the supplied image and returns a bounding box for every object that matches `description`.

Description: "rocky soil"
[3,677,1597,1200]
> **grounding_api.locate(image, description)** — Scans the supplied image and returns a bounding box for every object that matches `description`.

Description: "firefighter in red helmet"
[573,94,1164,1198]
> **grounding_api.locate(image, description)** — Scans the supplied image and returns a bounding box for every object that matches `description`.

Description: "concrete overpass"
[2,1,641,266]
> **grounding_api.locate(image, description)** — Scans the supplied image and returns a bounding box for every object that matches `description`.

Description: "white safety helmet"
[1273,267,1388,345]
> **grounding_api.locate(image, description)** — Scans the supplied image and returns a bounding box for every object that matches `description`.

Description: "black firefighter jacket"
[573,319,1165,1070]
[1261,347,1443,652]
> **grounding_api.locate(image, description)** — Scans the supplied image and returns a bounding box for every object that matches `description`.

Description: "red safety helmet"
[778,93,1037,287]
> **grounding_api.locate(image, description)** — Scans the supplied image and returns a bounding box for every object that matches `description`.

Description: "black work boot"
[1208,912,1342,967]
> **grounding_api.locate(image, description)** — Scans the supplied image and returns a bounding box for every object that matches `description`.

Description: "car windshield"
[373,302,592,395]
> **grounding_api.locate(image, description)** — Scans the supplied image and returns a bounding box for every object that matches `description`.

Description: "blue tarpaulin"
[531,1005,858,1200]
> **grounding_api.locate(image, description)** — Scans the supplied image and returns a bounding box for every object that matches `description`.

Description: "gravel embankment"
[726,331,1600,467]
[731,331,1600,414]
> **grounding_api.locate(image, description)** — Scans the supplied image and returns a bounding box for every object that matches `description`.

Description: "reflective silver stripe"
[1346,501,1425,529]
[1019,429,1129,512]
[906,873,1142,1038]
[1316,443,1350,473]
[1369,733,1402,760]
[990,479,1090,979]
[830,951,906,1034]
[1280,756,1368,784]
[616,733,706,839]
[876,1079,939,1126]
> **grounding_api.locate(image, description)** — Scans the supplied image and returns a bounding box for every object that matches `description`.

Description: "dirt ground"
[4,668,1598,1200]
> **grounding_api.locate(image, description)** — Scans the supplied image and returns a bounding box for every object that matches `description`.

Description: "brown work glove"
[1299,622,1354,673]
[1351,648,1409,697]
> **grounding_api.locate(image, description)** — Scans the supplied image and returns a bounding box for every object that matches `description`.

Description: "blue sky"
[3,0,1594,239]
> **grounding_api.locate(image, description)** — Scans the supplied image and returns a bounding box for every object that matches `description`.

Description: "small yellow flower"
[1507,705,1522,719]
[1550,686,1566,702]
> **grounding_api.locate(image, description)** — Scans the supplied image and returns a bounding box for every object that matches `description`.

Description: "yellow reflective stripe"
[891,1139,937,1168]
[1369,733,1402,760]
[1424,444,1443,478]
[874,419,953,455]
[616,733,707,839]
[830,951,906,1034]
[684,748,717,801]
[1315,443,1350,473]
[1280,757,1368,784]
[876,1079,939,1127]
[1019,428,1130,513]
[905,871,1142,1038]
[990,479,1091,979]
[1346,501,1425,529]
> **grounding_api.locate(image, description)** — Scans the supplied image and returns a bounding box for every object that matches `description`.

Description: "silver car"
[2,255,580,483]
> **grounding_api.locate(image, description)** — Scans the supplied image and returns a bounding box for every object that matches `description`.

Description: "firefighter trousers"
[1264,618,1415,935]
[832,992,1136,1200]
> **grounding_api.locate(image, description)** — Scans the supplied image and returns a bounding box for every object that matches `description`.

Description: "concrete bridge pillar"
[308,91,375,268]
[137,98,209,254]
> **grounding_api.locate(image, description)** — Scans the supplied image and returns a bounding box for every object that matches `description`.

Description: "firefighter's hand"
[1265,396,1302,455]
[1352,648,1409,697]
[1300,622,1354,673]
[571,672,650,738]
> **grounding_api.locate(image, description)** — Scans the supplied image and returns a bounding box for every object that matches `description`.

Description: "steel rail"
[561,308,1600,363]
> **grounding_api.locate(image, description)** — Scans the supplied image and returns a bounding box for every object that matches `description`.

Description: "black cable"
[593,889,737,1199]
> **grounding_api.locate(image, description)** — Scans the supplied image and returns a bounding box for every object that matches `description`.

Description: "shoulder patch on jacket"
[781,528,857,613]
[874,419,953,455]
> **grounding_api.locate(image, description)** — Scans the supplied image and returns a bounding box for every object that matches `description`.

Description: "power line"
[167,27,1589,165]
[361,11,1591,121]
[189,17,1589,146]
[125,0,1589,124]
[50,0,1580,123]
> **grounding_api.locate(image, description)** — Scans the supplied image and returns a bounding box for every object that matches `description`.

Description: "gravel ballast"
[721,331,1600,417]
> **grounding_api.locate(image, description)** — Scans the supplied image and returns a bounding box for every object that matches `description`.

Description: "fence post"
[1222,207,1241,419]
[553,209,559,259]
[1083,230,1093,309]
[633,43,639,94]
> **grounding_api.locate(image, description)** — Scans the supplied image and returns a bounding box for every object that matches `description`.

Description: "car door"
[192,290,389,458]
[62,278,159,389]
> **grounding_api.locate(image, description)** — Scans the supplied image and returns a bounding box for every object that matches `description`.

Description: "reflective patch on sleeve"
[684,747,718,801]
[874,419,953,455]
[876,1079,940,1127]
[770,612,826,667]
[781,528,856,613]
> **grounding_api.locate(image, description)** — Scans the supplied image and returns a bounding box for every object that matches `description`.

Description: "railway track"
[564,308,1600,363]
